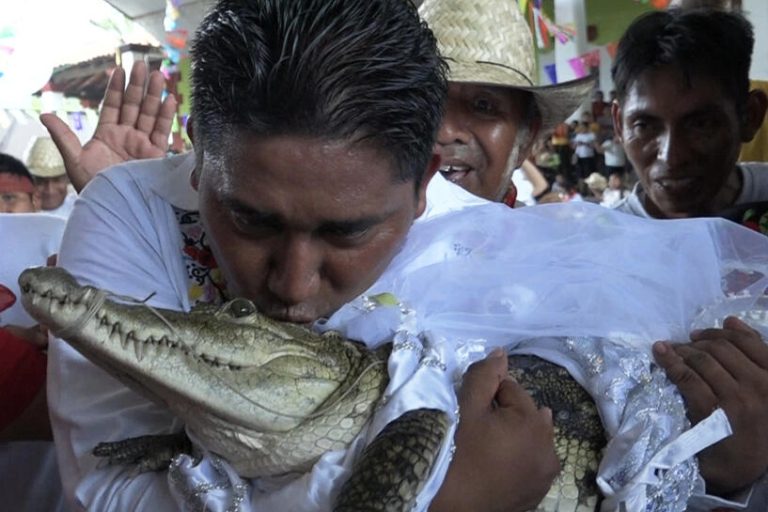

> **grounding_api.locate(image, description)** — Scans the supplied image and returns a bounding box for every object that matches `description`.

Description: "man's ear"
[414,153,440,219]
[740,89,768,142]
[611,101,624,143]
[191,166,200,191]
[186,116,195,145]
[186,116,201,191]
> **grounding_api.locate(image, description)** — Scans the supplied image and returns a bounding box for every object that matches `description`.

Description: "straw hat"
[419,0,594,133]
[26,137,66,179]
[585,172,608,191]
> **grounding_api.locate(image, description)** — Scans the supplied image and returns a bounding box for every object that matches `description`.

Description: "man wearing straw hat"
[26,136,77,219]
[419,0,592,203]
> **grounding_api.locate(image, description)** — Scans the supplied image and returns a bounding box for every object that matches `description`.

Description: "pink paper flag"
[568,56,586,78]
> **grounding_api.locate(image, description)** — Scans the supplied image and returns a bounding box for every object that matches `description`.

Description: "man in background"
[611,8,767,219]
[25,137,77,219]
[420,0,591,204]
[0,153,37,213]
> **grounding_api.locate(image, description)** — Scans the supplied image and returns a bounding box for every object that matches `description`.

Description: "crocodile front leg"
[93,431,193,472]
[334,408,450,512]
[508,355,606,512]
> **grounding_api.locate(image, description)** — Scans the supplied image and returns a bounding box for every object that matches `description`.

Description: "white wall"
[744,0,768,80]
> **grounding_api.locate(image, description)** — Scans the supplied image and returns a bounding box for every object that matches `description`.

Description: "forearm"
[520,160,549,198]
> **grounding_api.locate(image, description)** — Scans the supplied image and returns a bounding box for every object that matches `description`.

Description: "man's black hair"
[612,8,753,110]
[191,0,447,186]
[0,153,33,181]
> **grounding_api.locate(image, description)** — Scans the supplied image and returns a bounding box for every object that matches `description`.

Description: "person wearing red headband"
[0,153,38,213]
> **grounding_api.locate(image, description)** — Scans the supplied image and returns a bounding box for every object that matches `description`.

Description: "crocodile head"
[19,266,370,432]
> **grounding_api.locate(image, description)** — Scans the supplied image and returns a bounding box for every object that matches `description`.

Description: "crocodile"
[20,266,605,511]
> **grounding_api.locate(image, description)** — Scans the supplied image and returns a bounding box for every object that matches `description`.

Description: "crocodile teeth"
[134,338,144,362]
[121,333,130,350]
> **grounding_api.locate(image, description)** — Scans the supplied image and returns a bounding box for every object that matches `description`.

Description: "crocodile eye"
[228,298,257,318]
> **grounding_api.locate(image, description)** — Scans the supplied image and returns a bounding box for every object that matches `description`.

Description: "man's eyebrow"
[221,197,282,225]
[623,106,656,119]
[317,215,386,233]
[221,196,388,232]
[626,101,726,119]
[682,105,728,119]
[475,85,512,101]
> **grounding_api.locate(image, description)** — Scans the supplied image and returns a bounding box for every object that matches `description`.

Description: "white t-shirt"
[601,188,628,208]
[511,168,536,206]
[0,213,67,512]
[613,163,768,218]
[601,139,626,167]
[0,213,65,326]
[48,153,768,511]
[574,132,596,158]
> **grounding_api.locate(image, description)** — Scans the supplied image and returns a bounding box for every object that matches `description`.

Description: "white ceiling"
[103,0,425,43]
[103,0,214,44]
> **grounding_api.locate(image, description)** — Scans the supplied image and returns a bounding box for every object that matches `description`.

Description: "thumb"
[40,112,83,169]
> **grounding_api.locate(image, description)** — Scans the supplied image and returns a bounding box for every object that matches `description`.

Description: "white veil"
[169,199,768,511]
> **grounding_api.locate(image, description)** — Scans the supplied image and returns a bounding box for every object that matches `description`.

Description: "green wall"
[585,0,655,45]
[538,0,655,52]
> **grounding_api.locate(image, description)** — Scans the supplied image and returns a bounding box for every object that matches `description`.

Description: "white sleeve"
[48,169,191,511]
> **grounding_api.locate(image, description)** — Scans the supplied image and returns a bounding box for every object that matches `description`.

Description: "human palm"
[41,61,177,192]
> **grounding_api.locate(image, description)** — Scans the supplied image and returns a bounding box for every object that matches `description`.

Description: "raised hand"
[430,348,560,512]
[40,61,177,192]
[653,316,768,494]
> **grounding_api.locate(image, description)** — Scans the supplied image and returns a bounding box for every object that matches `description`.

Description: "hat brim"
[29,168,66,179]
[447,60,595,134]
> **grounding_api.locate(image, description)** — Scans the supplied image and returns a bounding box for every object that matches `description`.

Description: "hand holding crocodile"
[430,350,560,512]
[653,316,768,495]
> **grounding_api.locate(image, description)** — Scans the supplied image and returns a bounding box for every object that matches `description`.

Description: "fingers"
[120,61,150,127]
[689,316,768,378]
[150,93,176,151]
[135,70,166,134]
[495,376,539,414]
[692,317,768,370]
[653,341,719,422]
[675,344,740,398]
[458,349,508,415]
[98,66,127,127]
[40,113,83,170]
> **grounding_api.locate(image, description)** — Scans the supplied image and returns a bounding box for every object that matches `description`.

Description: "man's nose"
[267,234,321,305]
[656,128,689,169]
[437,104,471,146]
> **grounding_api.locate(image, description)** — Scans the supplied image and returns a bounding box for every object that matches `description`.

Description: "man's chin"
[647,187,708,218]
[649,196,704,219]
[447,176,498,202]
